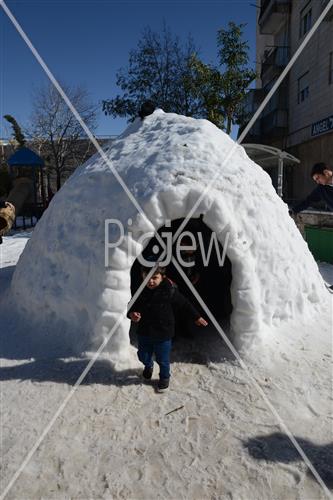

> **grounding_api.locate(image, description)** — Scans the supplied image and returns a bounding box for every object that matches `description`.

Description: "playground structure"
[0,147,46,237]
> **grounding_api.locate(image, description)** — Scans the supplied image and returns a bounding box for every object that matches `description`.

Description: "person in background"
[290,163,333,214]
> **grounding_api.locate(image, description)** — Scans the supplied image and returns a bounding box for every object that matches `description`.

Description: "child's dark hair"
[141,264,166,276]
[141,256,166,277]
[311,162,330,177]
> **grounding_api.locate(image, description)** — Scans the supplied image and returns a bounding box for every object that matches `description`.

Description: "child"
[128,262,208,392]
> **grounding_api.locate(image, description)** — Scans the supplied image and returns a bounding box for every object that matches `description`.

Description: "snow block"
[7,110,329,363]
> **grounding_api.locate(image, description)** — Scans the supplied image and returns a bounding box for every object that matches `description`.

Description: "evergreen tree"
[217,22,256,134]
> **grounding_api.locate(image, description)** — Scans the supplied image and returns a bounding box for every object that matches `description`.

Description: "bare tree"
[30,82,98,191]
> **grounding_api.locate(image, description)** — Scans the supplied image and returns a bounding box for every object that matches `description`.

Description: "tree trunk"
[56,170,61,191]
[226,115,232,135]
[40,168,47,207]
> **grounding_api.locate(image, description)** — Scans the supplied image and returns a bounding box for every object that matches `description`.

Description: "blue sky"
[0,0,257,139]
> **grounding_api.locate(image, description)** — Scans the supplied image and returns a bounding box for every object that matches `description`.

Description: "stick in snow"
[165,405,184,416]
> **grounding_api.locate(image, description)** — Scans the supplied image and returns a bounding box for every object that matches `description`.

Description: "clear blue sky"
[0,0,257,139]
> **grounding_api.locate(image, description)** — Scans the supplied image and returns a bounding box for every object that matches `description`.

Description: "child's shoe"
[157,378,169,392]
[142,365,153,380]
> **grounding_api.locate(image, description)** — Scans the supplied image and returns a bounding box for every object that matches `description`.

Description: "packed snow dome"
[7,110,328,366]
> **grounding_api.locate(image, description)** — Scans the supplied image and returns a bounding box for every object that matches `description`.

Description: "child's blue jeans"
[137,335,172,379]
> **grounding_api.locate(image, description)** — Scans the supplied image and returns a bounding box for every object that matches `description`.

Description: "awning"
[242,143,300,197]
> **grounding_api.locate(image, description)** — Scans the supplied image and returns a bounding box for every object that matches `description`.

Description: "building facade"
[244,0,333,204]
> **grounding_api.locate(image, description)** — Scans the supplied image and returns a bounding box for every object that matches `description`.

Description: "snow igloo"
[8,110,328,367]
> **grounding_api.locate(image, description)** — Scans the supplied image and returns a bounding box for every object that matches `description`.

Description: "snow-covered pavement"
[0,231,332,500]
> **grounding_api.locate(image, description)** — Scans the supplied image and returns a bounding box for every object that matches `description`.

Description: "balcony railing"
[238,89,268,140]
[241,88,267,115]
[259,0,291,34]
[262,46,289,69]
[261,109,288,137]
[261,46,290,82]
[262,84,288,116]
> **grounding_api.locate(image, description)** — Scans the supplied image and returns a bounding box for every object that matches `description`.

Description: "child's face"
[143,272,163,289]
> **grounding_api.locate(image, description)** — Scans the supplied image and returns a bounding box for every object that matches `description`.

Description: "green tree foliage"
[102,25,202,120]
[103,22,256,134]
[3,115,26,147]
[188,22,256,133]
[186,56,225,128]
[217,22,257,134]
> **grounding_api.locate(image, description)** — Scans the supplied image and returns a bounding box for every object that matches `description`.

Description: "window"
[297,72,310,103]
[329,52,333,85]
[299,4,312,37]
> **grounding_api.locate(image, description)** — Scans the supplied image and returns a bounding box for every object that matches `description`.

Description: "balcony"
[237,89,268,140]
[261,109,288,137]
[259,0,291,35]
[242,88,267,115]
[321,0,333,21]
[258,84,288,137]
[261,46,290,84]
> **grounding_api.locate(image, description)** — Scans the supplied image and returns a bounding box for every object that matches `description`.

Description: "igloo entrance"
[130,216,233,337]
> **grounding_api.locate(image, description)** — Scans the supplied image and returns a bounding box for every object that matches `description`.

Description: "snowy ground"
[0,230,332,500]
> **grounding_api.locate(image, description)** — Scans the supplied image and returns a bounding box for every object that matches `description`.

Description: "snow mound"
[6,110,328,366]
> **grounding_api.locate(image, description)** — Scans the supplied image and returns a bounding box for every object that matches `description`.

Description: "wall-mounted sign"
[311,115,333,137]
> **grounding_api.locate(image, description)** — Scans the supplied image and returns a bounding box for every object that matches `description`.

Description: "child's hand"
[195,317,208,327]
[129,312,141,323]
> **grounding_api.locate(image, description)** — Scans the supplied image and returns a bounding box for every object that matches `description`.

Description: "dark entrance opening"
[130,216,233,327]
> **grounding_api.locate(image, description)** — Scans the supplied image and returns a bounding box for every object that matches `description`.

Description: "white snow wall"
[9,111,328,365]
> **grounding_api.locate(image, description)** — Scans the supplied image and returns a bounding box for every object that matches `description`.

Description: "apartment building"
[244,0,333,204]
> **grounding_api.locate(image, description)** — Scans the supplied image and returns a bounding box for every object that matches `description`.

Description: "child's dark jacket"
[127,278,201,340]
